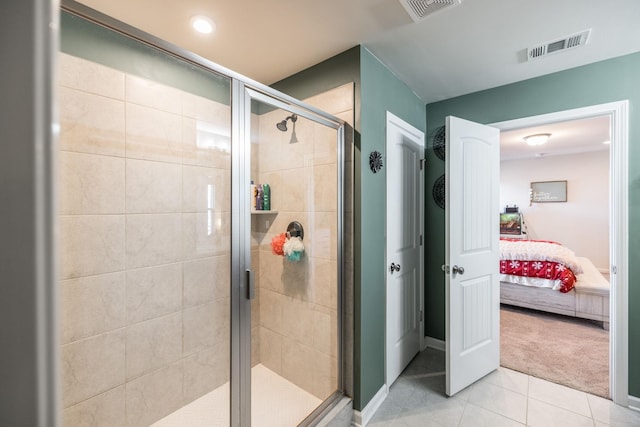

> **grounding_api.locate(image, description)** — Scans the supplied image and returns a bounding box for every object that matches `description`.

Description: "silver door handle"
[452,265,465,278]
[390,263,401,273]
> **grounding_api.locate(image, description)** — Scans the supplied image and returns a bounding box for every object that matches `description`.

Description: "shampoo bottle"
[251,181,257,211]
[256,184,264,210]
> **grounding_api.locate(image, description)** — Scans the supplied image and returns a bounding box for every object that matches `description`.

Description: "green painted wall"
[358,47,426,409]
[271,46,361,127]
[424,51,640,397]
[272,46,426,410]
[60,11,230,104]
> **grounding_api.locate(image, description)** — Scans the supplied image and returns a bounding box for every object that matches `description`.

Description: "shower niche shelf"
[251,210,278,215]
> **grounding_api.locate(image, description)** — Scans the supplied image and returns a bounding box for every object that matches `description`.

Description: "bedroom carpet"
[500,304,609,398]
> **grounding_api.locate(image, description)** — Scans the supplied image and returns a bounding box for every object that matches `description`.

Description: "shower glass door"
[58,5,344,426]
[241,89,343,426]
[58,10,232,426]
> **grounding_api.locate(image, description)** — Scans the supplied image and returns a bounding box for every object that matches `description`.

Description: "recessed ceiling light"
[603,140,611,145]
[190,15,215,34]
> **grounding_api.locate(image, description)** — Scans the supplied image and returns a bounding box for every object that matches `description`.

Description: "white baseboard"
[420,335,428,351]
[425,336,445,351]
[352,385,388,427]
[629,395,640,412]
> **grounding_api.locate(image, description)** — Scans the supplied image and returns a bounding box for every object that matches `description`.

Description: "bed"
[499,238,610,329]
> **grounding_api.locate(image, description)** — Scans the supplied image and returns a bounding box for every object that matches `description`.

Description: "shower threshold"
[151,364,321,427]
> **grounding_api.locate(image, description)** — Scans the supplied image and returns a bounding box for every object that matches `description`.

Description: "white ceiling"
[500,115,610,161]
[75,0,640,104]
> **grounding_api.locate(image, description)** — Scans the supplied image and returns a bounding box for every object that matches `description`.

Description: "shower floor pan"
[151,364,321,427]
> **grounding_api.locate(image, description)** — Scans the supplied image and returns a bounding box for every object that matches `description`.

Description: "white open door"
[445,116,500,396]
[386,112,424,387]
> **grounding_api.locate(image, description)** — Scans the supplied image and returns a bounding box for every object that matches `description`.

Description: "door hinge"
[419,158,425,170]
[419,234,423,246]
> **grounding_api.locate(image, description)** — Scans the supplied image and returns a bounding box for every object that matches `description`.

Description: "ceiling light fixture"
[190,15,215,34]
[523,133,551,146]
[603,140,611,145]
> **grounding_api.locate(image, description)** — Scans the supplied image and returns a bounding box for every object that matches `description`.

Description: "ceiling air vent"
[399,0,463,23]
[527,29,591,61]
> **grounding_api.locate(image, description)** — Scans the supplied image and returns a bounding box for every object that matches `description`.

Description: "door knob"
[452,265,465,278]
[390,262,401,273]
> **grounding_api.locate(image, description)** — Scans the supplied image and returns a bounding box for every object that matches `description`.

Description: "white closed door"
[445,116,500,396]
[386,111,424,387]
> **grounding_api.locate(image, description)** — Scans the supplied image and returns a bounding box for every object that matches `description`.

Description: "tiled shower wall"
[252,84,354,400]
[58,53,231,427]
[58,51,354,426]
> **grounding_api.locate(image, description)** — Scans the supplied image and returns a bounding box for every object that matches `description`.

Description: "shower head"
[276,120,288,132]
[276,114,297,132]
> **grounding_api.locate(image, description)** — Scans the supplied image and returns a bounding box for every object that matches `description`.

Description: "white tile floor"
[151,364,321,427]
[369,349,640,427]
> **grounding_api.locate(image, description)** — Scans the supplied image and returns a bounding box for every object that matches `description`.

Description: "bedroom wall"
[500,150,610,271]
[424,50,640,398]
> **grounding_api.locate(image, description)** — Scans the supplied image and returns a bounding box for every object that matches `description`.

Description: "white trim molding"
[384,111,426,388]
[492,100,629,406]
[425,336,446,352]
[352,385,388,427]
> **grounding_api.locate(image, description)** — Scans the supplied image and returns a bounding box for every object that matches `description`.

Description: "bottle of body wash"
[263,184,270,211]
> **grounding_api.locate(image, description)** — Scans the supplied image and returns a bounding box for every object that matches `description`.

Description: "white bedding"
[499,274,562,290]
[574,256,609,296]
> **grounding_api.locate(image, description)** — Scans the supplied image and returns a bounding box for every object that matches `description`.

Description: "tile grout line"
[529,375,598,420]
[585,392,597,423]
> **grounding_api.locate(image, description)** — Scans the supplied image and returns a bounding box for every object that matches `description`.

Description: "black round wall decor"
[433,174,445,209]
[432,126,446,161]
[369,150,383,173]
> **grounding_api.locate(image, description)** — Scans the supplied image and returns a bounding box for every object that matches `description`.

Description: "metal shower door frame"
[233,85,346,426]
[59,1,347,426]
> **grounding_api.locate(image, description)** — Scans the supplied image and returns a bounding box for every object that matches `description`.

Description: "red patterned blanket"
[499,259,576,292]
[499,238,581,293]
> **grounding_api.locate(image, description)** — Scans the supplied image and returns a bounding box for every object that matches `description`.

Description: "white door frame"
[385,111,426,388]
[491,100,629,406]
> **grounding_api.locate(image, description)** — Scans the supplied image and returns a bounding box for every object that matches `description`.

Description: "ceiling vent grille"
[399,0,463,23]
[527,29,591,61]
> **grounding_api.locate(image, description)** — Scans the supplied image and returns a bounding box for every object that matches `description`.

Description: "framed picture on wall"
[530,180,567,203]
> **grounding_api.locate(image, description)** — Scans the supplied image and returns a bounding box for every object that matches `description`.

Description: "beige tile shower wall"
[255,84,354,400]
[58,53,231,427]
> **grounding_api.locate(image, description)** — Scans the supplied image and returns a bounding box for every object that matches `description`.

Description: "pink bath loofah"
[271,233,287,256]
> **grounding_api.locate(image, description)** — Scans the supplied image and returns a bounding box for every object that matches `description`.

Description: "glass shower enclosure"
[57,2,345,426]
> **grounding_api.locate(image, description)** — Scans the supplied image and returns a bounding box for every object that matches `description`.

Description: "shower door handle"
[246,269,255,300]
